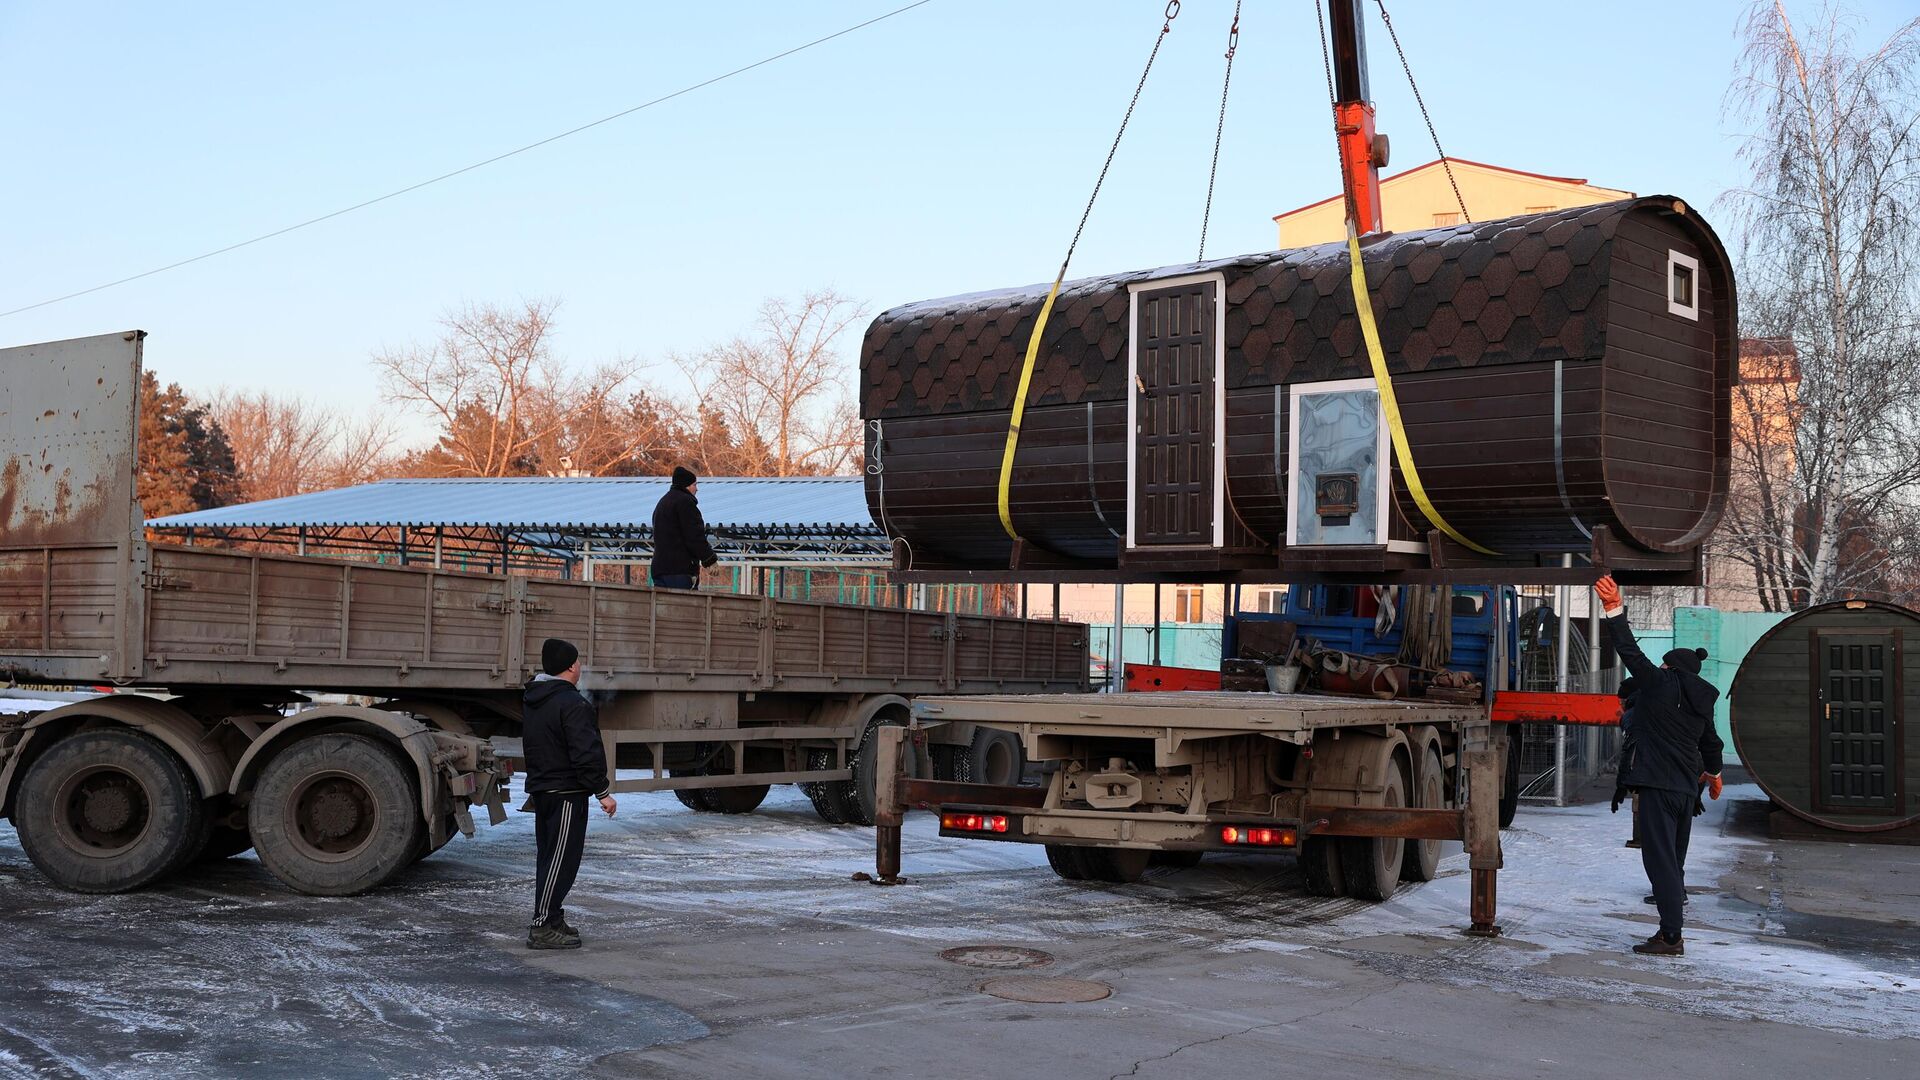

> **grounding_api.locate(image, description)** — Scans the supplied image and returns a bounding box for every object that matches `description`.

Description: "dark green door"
[1817,633,1901,811]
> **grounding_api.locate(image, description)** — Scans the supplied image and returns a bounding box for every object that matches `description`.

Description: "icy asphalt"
[0,781,1915,1080]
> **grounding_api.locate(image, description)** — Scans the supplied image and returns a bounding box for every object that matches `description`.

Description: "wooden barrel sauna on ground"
[861,197,1733,574]
[1731,601,1918,834]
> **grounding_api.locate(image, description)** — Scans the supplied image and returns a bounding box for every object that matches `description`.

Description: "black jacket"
[1604,613,1724,795]
[522,676,610,797]
[650,487,717,579]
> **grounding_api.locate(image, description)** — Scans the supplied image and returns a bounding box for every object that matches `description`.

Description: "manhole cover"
[978,976,1112,1003]
[940,946,1054,970]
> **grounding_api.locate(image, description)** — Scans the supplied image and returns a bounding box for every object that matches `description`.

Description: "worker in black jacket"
[522,638,616,950]
[1595,576,1724,956]
[650,467,719,589]
[1613,675,1642,849]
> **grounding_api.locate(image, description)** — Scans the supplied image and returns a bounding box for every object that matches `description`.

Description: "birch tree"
[1720,1,1920,607]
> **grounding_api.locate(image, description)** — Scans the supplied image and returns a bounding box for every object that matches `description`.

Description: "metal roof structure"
[147,477,888,571]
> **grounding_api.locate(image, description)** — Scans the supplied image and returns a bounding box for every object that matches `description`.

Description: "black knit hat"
[671,466,697,489]
[541,638,579,675]
[1662,647,1708,676]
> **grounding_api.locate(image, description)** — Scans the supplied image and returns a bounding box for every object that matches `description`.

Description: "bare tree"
[210,390,400,501]
[375,300,639,477]
[1719,1,1920,608]
[677,291,868,476]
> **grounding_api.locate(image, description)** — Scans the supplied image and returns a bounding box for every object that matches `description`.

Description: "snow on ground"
[545,776,1920,1042]
[0,697,68,716]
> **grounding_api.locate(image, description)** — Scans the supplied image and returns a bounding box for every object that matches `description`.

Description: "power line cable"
[0,0,936,320]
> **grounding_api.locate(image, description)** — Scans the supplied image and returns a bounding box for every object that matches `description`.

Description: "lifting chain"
[1373,0,1469,224]
[997,0,1180,542]
[1198,0,1242,261]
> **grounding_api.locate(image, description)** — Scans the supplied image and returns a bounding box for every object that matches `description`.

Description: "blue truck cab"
[1224,585,1522,699]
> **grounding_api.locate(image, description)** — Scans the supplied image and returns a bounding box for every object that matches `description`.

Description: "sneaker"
[527,925,582,950]
[1632,933,1684,956]
[1642,894,1690,906]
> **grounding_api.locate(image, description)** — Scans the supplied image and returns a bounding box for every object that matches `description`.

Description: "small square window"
[1667,250,1700,320]
[1525,205,1557,214]
[1431,212,1462,227]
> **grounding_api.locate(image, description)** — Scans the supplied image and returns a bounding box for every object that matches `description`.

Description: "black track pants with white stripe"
[531,791,590,929]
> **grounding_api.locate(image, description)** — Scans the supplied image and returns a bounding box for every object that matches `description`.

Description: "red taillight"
[941,812,1010,834]
[1221,825,1296,847]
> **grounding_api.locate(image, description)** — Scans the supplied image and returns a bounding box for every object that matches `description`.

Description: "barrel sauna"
[861,197,1733,576]
[1732,601,1919,836]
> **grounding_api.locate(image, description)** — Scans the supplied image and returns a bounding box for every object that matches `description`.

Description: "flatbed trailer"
[874,685,1511,934]
[0,332,1086,896]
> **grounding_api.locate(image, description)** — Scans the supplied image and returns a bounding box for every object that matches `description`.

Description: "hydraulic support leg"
[872,722,907,883]
[1462,722,1505,937]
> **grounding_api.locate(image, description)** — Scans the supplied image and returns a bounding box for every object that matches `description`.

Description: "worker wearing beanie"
[521,637,616,950]
[1594,576,1725,956]
[650,466,719,590]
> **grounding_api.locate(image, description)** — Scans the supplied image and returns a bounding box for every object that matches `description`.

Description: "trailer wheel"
[705,784,770,814]
[1044,844,1087,881]
[1499,736,1521,829]
[14,728,210,893]
[1301,837,1345,897]
[249,734,424,896]
[850,716,917,827]
[1340,763,1408,901]
[669,766,723,812]
[804,749,850,825]
[1079,847,1150,884]
[1401,746,1445,883]
[968,728,1024,787]
[930,745,974,783]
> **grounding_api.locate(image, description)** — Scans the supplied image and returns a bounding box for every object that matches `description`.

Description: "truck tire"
[705,784,770,814]
[249,733,424,896]
[969,727,1024,787]
[930,745,974,783]
[1499,735,1521,829]
[15,728,210,893]
[804,749,850,825]
[1079,847,1150,884]
[1044,843,1087,880]
[670,767,721,812]
[1340,764,1408,901]
[851,716,916,827]
[1401,746,1445,883]
[1301,836,1345,897]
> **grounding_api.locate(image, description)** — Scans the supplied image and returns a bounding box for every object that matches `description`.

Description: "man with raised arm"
[1593,575,1724,956]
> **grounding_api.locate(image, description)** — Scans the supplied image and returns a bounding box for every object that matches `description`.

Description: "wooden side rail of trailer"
[0,332,1089,899]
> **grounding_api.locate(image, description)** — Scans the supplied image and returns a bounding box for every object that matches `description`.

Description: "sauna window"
[1525,205,1556,214]
[1668,250,1700,320]
[1431,212,1462,227]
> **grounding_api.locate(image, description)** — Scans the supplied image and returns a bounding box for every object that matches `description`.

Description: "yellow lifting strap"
[1345,227,1500,556]
[997,277,1065,540]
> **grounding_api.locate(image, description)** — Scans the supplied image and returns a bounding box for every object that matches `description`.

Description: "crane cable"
[1316,1,1499,556]
[1197,1,1242,261]
[1372,0,1469,225]
[997,0,1181,542]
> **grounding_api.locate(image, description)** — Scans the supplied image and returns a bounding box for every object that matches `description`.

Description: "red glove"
[1594,575,1622,611]
[1700,773,1723,800]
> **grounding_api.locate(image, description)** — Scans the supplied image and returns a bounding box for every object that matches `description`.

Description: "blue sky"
[1,1,1912,443]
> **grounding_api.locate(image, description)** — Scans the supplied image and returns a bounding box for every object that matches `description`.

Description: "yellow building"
[1273,158,1635,247]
